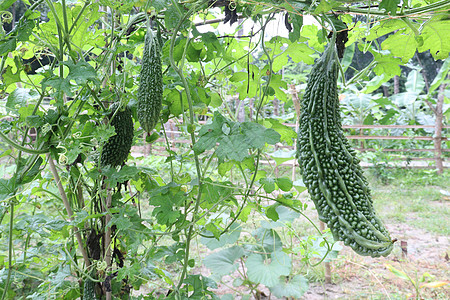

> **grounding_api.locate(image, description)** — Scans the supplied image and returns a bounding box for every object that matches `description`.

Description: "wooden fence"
[133,122,449,172]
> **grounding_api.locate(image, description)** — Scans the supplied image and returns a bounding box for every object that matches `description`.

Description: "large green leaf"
[270,275,309,298]
[381,29,417,62]
[429,56,450,94]
[203,246,244,278]
[194,112,280,162]
[201,222,242,250]
[405,70,425,94]
[268,150,296,166]
[0,178,15,201]
[418,20,450,60]
[252,227,283,252]
[246,251,291,287]
[63,61,98,85]
[379,0,400,15]
[5,88,38,114]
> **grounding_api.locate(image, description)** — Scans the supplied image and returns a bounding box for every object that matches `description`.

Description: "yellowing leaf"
[420,281,449,288]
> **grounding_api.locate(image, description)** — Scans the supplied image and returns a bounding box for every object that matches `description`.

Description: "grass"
[367,168,450,235]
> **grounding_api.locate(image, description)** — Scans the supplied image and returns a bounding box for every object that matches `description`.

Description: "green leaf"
[405,70,425,94]
[379,0,400,15]
[309,237,342,262]
[103,165,140,186]
[429,56,450,94]
[165,1,185,30]
[266,204,280,222]
[41,76,74,96]
[288,14,303,43]
[341,43,355,73]
[0,0,16,10]
[252,227,283,252]
[372,52,402,77]
[201,222,242,250]
[260,177,276,193]
[381,29,417,62]
[269,150,296,166]
[275,177,293,192]
[63,61,98,85]
[285,42,315,65]
[246,251,291,287]
[0,178,16,201]
[230,72,247,82]
[218,161,234,176]
[263,119,296,146]
[270,275,309,298]
[365,19,406,41]
[1,66,21,88]
[362,74,390,94]
[385,264,413,282]
[194,112,280,162]
[19,156,43,184]
[203,246,244,278]
[6,88,38,114]
[418,20,450,60]
[0,37,16,55]
[149,182,187,226]
[274,205,299,223]
[293,179,307,193]
[314,0,333,13]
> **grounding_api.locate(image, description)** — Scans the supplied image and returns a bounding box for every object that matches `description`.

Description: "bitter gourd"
[100,103,134,167]
[137,29,163,133]
[83,278,97,299]
[296,38,394,257]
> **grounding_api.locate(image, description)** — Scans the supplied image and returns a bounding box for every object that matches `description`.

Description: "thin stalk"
[255,15,275,122]
[48,156,90,267]
[160,120,175,181]
[104,187,112,300]
[68,0,91,35]
[168,0,210,292]
[0,201,14,300]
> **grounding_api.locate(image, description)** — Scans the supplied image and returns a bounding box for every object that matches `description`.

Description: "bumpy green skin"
[100,103,134,167]
[137,30,163,133]
[83,278,97,299]
[296,42,394,257]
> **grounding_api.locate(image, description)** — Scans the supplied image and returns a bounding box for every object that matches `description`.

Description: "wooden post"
[291,85,301,181]
[434,80,447,174]
[393,75,400,94]
[319,221,332,284]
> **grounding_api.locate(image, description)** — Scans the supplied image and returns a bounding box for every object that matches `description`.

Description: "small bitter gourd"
[100,103,134,167]
[83,278,97,299]
[137,29,163,133]
[296,37,394,257]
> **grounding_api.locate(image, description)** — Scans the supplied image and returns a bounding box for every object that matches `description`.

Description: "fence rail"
[133,123,449,171]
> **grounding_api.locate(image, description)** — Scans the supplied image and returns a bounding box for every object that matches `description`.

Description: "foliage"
[0,0,449,298]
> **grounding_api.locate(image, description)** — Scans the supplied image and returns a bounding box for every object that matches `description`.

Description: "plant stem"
[168,0,210,293]
[104,187,112,300]
[0,200,14,300]
[48,155,90,267]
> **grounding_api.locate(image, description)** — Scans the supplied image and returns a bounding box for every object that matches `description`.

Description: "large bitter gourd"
[296,39,394,257]
[100,103,134,167]
[137,29,163,133]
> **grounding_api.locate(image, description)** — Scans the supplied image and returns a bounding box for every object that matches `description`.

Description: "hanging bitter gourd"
[100,103,134,167]
[296,37,394,257]
[83,277,97,299]
[137,29,163,133]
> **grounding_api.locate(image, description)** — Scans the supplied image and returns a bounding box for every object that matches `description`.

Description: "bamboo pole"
[434,79,447,174]
[319,221,332,284]
[48,156,90,267]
